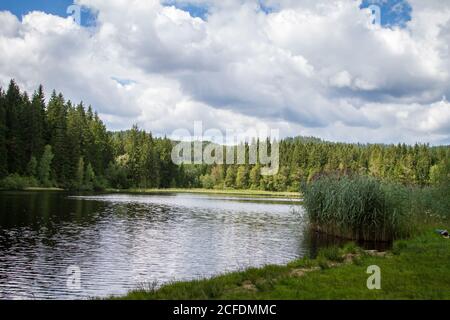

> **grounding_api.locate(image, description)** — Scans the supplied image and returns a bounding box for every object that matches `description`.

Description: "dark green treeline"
[0,80,448,191]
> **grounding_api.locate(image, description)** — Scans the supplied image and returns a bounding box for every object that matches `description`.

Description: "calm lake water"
[0,191,313,300]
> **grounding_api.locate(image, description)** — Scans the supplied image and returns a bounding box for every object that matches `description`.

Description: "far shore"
[19,187,65,191]
[105,188,301,199]
[2,187,301,199]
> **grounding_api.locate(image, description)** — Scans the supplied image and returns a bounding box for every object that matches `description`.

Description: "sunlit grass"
[105,188,300,199]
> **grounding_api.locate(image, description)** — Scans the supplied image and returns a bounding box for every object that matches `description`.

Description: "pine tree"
[84,162,95,190]
[24,85,46,162]
[47,92,69,185]
[235,165,249,189]
[76,157,85,189]
[5,80,25,174]
[224,166,236,188]
[273,166,289,191]
[0,88,7,177]
[26,156,38,177]
[369,146,383,178]
[18,92,32,171]
[125,124,141,186]
[39,145,54,187]
[157,137,177,188]
[81,108,111,177]
[66,102,87,182]
[207,165,221,188]
[415,144,431,186]
[249,164,261,189]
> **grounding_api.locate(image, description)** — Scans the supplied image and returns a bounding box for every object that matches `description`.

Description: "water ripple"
[0,192,306,299]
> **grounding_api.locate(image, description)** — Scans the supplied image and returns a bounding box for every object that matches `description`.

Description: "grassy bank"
[114,231,450,300]
[23,187,65,191]
[0,186,299,199]
[105,188,300,199]
[0,187,65,192]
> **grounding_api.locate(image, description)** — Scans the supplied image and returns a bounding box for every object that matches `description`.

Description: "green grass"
[113,231,450,300]
[302,175,415,241]
[23,187,65,191]
[1,186,299,198]
[105,188,300,199]
[302,175,449,242]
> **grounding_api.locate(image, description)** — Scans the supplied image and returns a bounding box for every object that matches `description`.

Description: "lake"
[0,191,313,300]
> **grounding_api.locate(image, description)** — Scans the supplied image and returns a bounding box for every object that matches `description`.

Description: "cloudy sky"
[0,0,449,144]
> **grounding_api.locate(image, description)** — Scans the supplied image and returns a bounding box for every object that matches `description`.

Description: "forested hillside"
[0,80,448,191]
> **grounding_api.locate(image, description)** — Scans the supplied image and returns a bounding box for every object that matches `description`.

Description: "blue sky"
[163,1,209,19]
[0,0,96,26]
[1,0,412,27]
[0,0,210,22]
[360,0,412,27]
[0,0,73,17]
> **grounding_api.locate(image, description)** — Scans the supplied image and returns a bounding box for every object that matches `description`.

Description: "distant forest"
[0,80,449,191]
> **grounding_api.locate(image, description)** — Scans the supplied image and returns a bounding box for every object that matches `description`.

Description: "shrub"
[392,240,408,255]
[94,176,109,191]
[342,242,360,255]
[318,246,344,263]
[317,258,330,270]
[200,174,215,189]
[0,174,39,190]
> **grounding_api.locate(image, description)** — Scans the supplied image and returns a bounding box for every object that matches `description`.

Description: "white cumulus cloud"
[0,0,449,144]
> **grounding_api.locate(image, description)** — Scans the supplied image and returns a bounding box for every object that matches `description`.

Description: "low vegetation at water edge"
[302,175,410,241]
[302,174,449,241]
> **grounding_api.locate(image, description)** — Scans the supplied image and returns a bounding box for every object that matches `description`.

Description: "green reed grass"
[302,175,412,241]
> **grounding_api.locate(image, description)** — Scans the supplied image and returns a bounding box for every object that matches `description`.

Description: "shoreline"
[105,188,300,199]
[0,187,300,199]
[0,187,66,192]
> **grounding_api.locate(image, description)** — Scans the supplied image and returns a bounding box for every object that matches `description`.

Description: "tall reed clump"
[302,175,411,241]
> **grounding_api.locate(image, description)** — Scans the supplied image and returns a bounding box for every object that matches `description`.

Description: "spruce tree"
[27,85,47,159]
[66,102,86,182]
[39,145,54,187]
[26,156,38,177]
[249,164,261,189]
[76,157,85,189]
[47,92,69,185]
[235,165,249,189]
[0,88,7,177]
[5,80,25,174]
[84,162,95,190]
[224,166,236,188]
